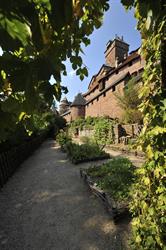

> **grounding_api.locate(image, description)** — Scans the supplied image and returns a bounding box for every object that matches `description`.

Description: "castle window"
[103,92,106,97]
[139,68,143,73]
[112,86,116,92]
[132,71,137,77]
[116,70,119,74]
[99,81,105,91]
[97,97,99,101]
[129,61,133,66]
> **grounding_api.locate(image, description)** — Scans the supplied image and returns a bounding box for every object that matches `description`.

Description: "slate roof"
[61,110,71,116]
[71,93,86,106]
[60,97,69,105]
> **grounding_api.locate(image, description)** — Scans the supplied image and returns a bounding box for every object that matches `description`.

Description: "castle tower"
[104,35,129,67]
[71,93,86,120]
[59,97,70,115]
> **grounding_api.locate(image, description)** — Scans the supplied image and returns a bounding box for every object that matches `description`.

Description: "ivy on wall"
[121,0,166,249]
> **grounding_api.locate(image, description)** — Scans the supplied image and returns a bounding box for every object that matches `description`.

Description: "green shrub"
[65,142,110,163]
[87,157,135,202]
[79,136,94,144]
[93,117,115,148]
[69,116,116,147]
[56,130,72,149]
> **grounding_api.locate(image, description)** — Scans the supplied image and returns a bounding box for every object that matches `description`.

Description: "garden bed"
[71,154,110,164]
[80,157,136,222]
[65,142,110,164]
[56,130,110,164]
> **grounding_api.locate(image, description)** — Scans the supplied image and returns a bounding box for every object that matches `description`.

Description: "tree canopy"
[0,0,109,141]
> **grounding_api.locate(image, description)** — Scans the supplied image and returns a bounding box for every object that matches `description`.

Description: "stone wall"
[84,57,145,120]
[85,81,124,119]
[62,112,71,123]
[114,123,143,144]
[79,129,94,137]
[71,123,143,145]
[71,106,85,121]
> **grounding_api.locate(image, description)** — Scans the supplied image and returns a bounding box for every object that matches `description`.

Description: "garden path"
[0,140,129,250]
[105,148,144,167]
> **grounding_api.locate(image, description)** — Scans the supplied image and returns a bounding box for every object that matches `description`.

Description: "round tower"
[71,93,86,120]
[59,97,70,115]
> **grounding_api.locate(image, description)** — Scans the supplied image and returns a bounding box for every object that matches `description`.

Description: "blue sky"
[59,0,141,103]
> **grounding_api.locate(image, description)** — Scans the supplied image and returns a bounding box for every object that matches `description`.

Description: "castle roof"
[83,50,140,98]
[60,96,69,105]
[71,93,86,107]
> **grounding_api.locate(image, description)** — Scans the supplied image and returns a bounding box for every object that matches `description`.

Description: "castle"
[59,36,145,122]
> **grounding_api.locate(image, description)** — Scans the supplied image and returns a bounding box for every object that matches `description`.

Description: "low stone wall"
[71,123,143,145]
[79,129,94,137]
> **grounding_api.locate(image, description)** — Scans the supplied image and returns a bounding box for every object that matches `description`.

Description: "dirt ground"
[105,148,144,168]
[0,140,130,250]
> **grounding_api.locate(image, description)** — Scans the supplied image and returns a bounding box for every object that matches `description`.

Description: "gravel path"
[105,148,144,168]
[0,140,129,250]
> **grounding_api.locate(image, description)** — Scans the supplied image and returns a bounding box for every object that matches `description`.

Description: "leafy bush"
[93,117,115,148]
[79,136,94,144]
[87,157,135,202]
[69,116,116,147]
[56,130,72,149]
[65,142,110,164]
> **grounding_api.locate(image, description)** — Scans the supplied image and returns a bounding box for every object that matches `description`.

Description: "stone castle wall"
[61,38,145,123]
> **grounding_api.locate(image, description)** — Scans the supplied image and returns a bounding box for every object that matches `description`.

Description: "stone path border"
[80,169,130,223]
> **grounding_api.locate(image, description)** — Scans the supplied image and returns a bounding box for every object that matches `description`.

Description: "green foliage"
[70,117,86,131]
[115,77,143,124]
[79,136,92,144]
[121,1,166,249]
[0,0,109,141]
[69,116,115,147]
[93,117,115,148]
[70,116,108,130]
[29,111,66,135]
[65,142,110,164]
[87,157,135,202]
[56,130,72,149]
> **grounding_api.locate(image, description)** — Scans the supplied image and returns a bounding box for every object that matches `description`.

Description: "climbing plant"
[93,117,115,149]
[121,0,166,249]
[115,77,143,124]
[0,0,109,141]
[69,116,115,147]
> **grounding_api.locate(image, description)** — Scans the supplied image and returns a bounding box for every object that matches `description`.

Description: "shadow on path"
[0,140,130,250]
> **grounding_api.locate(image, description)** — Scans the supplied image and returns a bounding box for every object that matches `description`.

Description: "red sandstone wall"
[62,113,71,123]
[71,106,85,121]
[63,55,145,122]
[85,80,124,119]
[85,56,145,120]
[85,56,145,102]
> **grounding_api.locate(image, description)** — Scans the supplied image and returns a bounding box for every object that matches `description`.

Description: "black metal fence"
[0,133,47,189]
